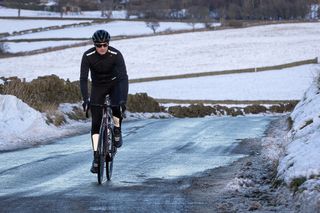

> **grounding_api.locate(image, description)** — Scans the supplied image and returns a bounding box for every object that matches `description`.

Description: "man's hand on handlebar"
[120,102,126,118]
[82,99,90,112]
[82,99,90,118]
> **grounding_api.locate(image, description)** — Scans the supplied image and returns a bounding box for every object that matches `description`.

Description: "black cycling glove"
[82,99,90,112]
[120,102,126,118]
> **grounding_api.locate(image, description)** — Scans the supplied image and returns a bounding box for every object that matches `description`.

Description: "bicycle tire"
[105,124,114,181]
[97,153,105,184]
[106,146,117,180]
[95,95,118,183]
[97,122,106,184]
[106,158,113,181]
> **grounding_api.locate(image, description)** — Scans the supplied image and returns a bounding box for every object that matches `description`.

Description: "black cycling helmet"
[92,30,110,43]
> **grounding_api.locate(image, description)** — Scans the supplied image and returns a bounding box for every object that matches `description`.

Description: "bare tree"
[186,5,210,30]
[56,0,68,17]
[56,0,314,21]
[187,5,210,20]
[56,0,86,18]
[142,0,169,19]
[128,0,182,19]
[0,42,8,56]
[203,17,214,29]
[205,0,313,20]
[99,0,114,18]
[3,0,40,17]
[242,0,255,19]
[146,21,160,34]
[76,0,99,10]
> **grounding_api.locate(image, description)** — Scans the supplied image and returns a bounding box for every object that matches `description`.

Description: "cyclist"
[80,29,128,173]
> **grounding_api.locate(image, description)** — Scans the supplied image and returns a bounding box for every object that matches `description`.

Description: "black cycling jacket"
[80,46,128,101]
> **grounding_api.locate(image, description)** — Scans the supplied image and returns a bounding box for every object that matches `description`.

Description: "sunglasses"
[94,43,108,48]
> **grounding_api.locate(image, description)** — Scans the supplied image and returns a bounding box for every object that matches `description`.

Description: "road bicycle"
[92,95,117,184]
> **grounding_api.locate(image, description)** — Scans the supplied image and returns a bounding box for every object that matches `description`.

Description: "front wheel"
[97,153,105,184]
[106,157,113,181]
[97,126,106,184]
[105,141,116,181]
[105,125,116,181]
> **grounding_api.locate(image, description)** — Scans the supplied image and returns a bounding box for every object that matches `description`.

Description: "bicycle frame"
[95,94,116,183]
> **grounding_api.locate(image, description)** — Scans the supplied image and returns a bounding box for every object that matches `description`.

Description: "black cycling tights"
[90,81,127,136]
[91,105,122,135]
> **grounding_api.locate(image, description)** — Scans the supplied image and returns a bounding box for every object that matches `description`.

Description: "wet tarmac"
[0,116,277,212]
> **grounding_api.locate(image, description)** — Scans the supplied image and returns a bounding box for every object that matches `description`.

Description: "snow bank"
[6,21,206,40]
[278,76,320,186]
[0,95,91,151]
[0,95,172,151]
[0,95,57,150]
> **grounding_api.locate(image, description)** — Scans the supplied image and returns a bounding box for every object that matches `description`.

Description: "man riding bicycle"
[80,29,128,173]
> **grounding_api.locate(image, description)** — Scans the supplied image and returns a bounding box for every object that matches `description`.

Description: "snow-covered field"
[5,21,206,40]
[0,6,128,19]
[1,22,319,83]
[5,40,84,53]
[130,64,319,101]
[0,19,90,34]
[2,19,210,53]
